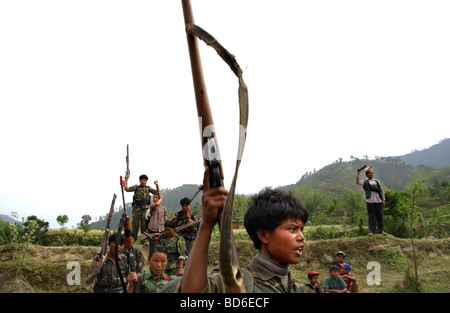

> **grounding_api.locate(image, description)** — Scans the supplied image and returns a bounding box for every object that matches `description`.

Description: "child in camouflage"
[127,245,176,293]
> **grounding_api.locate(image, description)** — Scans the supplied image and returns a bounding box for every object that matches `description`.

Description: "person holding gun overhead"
[356,165,387,236]
[124,174,160,241]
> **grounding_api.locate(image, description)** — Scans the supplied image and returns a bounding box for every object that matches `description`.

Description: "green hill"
[287,157,449,194]
[87,139,449,232]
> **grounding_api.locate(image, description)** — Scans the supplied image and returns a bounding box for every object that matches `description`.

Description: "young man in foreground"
[179,166,313,293]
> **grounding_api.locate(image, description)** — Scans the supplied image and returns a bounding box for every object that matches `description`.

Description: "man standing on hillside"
[124,175,160,241]
[356,166,387,236]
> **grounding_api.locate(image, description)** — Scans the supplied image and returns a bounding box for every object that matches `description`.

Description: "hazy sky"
[1,1,449,228]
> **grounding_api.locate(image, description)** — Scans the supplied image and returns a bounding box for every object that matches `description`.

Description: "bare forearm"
[180,222,214,292]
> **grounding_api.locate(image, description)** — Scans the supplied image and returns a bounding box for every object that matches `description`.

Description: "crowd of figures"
[89,165,385,293]
[89,174,199,293]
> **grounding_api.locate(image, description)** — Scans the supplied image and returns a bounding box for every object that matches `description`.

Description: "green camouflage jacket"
[136,270,177,293]
[92,254,129,293]
[159,233,187,271]
[175,211,198,240]
[119,246,145,274]
[127,185,156,207]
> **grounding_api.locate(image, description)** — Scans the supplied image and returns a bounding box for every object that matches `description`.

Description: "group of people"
[306,250,359,293]
[89,165,385,293]
[90,174,198,293]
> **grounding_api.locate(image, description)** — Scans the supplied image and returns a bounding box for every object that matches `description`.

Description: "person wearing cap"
[306,270,323,293]
[331,250,346,266]
[125,175,160,241]
[339,263,359,293]
[323,265,348,293]
[356,166,387,236]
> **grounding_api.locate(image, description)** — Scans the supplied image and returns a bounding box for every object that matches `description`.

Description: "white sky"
[1,0,449,228]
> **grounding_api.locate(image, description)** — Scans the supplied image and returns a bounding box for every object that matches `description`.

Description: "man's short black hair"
[164,220,175,229]
[180,197,191,206]
[139,174,148,180]
[244,188,308,249]
[108,233,125,245]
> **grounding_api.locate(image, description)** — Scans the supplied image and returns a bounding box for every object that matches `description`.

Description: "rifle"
[115,212,127,293]
[124,144,130,188]
[188,184,203,204]
[181,0,248,292]
[86,194,117,288]
[115,144,136,293]
[140,186,202,242]
[139,219,201,242]
[124,217,137,292]
[358,164,367,171]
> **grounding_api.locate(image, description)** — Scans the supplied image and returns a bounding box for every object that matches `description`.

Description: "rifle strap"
[186,24,248,292]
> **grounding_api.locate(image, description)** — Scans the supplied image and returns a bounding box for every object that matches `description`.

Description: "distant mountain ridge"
[59,138,450,230]
[5,139,446,229]
[395,138,449,168]
[0,214,21,225]
[279,138,449,197]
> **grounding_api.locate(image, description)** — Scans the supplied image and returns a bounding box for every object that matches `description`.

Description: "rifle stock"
[86,194,117,287]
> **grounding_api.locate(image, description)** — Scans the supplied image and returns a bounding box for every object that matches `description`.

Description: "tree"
[342,191,364,222]
[384,189,409,237]
[406,178,426,292]
[23,215,49,244]
[233,194,249,221]
[56,215,69,229]
[303,192,324,216]
[78,215,91,228]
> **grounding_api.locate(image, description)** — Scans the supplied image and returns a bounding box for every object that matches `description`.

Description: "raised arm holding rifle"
[356,165,387,236]
[179,0,249,293]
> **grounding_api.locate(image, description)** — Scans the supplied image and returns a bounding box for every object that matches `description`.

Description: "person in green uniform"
[154,221,186,277]
[178,166,314,293]
[91,233,131,293]
[127,245,176,293]
[124,174,160,241]
[172,197,198,255]
[119,232,145,274]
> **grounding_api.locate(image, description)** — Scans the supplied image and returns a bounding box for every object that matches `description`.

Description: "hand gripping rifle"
[181,0,249,292]
[86,194,117,288]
